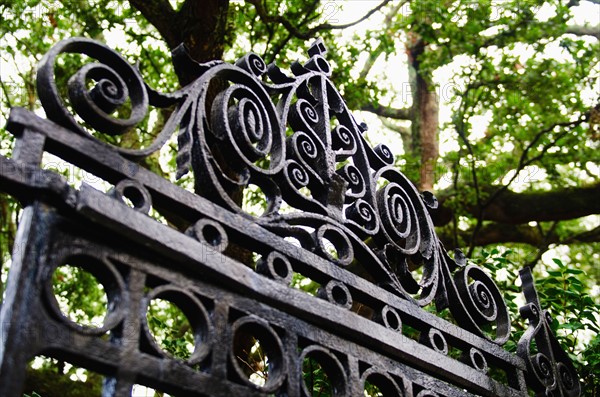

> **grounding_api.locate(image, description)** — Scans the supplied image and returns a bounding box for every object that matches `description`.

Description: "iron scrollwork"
[35,37,513,344]
[0,35,578,396]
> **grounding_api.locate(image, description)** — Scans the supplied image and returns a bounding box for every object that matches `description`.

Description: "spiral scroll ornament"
[287,131,323,182]
[184,58,286,215]
[36,38,152,156]
[285,160,311,190]
[332,125,356,152]
[374,143,395,165]
[345,199,378,235]
[211,85,277,172]
[338,164,366,201]
[372,167,435,259]
[292,98,321,127]
[445,260,511,344]
[235,52,267,77]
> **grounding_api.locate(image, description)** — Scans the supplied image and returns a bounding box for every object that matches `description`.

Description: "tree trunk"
[129,0,230,85]
[175,0,230,85]
[414,73,439,192]
[407,35,439,192]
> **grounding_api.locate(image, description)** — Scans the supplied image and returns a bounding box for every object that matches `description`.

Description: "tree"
[1,0,599,395]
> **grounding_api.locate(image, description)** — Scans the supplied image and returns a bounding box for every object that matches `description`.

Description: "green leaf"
[565,269,584,275]
[552,258,565,268]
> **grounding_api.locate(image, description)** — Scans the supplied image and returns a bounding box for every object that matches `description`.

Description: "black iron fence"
[0,37,579,396]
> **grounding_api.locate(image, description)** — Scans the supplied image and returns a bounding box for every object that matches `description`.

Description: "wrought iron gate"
[0,37,580,396]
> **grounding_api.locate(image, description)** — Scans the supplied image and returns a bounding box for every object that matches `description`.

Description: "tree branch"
[314,0,392,31]
[561,225,600,244]
[454,78,485,256]
[433,183,600,226]
[440,224,547,247]
[565,24,600,39]
[247,0,393,40]
[379,117,411,135]
[128,0,179,48]
[264,0,320,64]
[361,103,412,120]
[482,113,590,209]
[380,117,412,153]
[358,0,408,81]
[0,79,13,109]
[524,221,558,268]
[438,223,600,249]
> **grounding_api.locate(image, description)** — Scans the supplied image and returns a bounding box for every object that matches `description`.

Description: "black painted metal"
[0,37,580,396]
[518,268,581,397]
